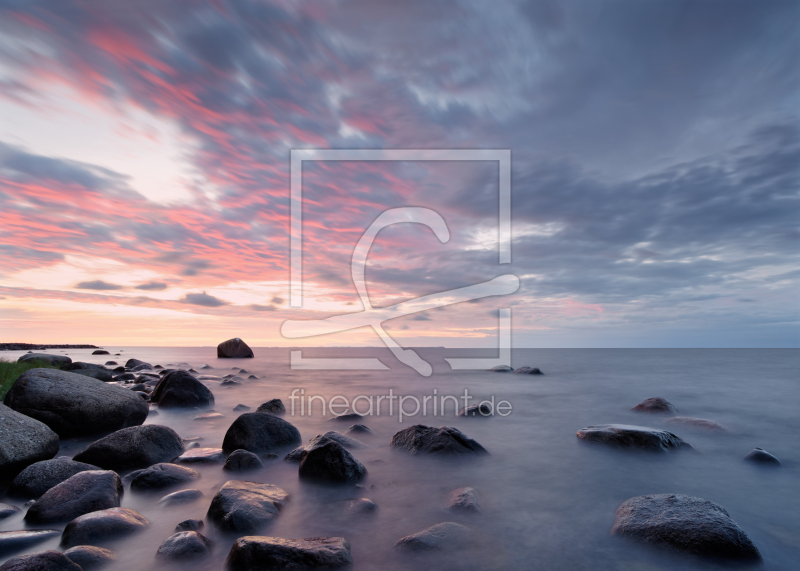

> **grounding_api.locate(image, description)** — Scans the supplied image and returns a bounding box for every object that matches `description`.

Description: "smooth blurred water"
[1,348,798,570]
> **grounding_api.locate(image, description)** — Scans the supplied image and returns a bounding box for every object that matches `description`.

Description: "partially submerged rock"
[488,365,513,372]
[345,424,375,435]
[611,493,761,561]
[513,366,542,374]
[221,413,301,455]
[73,425,184,471]
[0,403,60,480]
[576,424,690,452]
[395,522,472,551]
[150,370,214,409]
[158,489,204,507]
[128,463,200,491]
[174,448,226,465]
[25,470,123,524]
[298,439,367,484]
[0,530,61,557]
[217,338,254,358]
[340,498,378,517]
[61,507,149,548]
[156,531,212,560]
[226,536,352,571]
[743,448,782,466]
[390,425,488,456]
[632,397,677,415]
[256,399,285,415]
[458,403,493,417]
[176,519,204,532]
[9,458,101,499]
[207,480,289,533]
[17,353,71,366]
[0,550,81,571]
[63,546,116,570]
[0,504,20,520]
[223,450,263,472]
[665,417,728,432]
[446,487,481,513]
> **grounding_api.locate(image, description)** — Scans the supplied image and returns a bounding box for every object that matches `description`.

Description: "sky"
[0,0,797,348]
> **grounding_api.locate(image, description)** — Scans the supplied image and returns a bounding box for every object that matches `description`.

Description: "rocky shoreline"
[0,344,98,351]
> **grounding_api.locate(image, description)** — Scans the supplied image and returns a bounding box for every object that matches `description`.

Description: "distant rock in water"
[226,536,352,571]
[207,480,289,533]
[217,338,254,358]
[223,450,263,472]
[391,425,488,456]
[175,519,204,532]
[395,522,473,551]
[16,353,72,366]
[611,493,761,561]
[513,366,542,374]
[150,370,214,409]
[0,550,82,571]
[345,424,375,435]
[233,404,250,412]
[92,350,110,355]
[632,397,677,414]
[446,487,481,513]
[0,403,60,480]
[73,425,184,471]
[125,359,151,369]
[743,448,782,467]
[576,424,690,452]
[174,448,226,465]
[256,399,285,414]
[488,365,513,372]
[458,403,493,417]
[665,417,728,432]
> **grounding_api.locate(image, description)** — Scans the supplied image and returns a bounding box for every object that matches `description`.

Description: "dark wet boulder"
[63,546,115,570]
[217,338,254,358]
[309,431,367,450]
[61,507,149,548]
[0,504,19,520]
[390,425,488,456]
[299,439,367,484]
[72,369,114,382]
[105,361,118,366]
[207,480,289,533]
[233,404,250,411]
[156,531,211,560]
[665,417,728,432]
[10,458,99,499]
[576,424,690,452]
[447,487,480,513]
[113,373,135,382]
[25,471,123,524]
[345,424,375,435]
[158,489,204,507]
[743,448,782,466]
[150,370,214,409]
[92,350,110,355]
[226,536,352,571]
[488,365,513,372]
[513,366,542,374]
[395,522,472,551]
[0,550,81,571]
[0,530,61,557]
[4,369,148,438]
[256,399,285,414]
[128,463,199,491]
[124,359,150,369]
[221,413,301,454]
[63,362,107,371]
[458,403,493,417]
[632,397,677,414]
[174,448,226,465]
[176,519,204,532]
[73,425,184,471]
[329,412,363,422]
[17,353,71,366]
[0,403,60,480]
[611,494,761,561]
[223,450,263,472]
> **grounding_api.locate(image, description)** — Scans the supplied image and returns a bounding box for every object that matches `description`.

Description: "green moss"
[0,358,56,400]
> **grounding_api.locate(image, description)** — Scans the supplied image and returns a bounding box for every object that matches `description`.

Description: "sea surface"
[1,348,798,570]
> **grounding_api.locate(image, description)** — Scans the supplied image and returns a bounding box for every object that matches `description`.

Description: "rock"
[226,536,352,571]
[0,403,60,480]
[9,458,101,499]
[200,364,212,369]
[632,397,677,414]
[129,383,146,392]
[390,425,489,456]
[25,471,123,524]
[488,365,513,372]
[309,431,367,450]
[233,404,250,411]
[207,480,289,533]
[299,439,367,484]
[105,361,117,366]
[61,507,149,548]
[395,522,472,551]
[345,424,375,435]
[158,489,204,507]
[446,487,480,513]
[111,367,125,373]
[128,364,153,372]
[217,337,254,358]
[63,362,107,371]
[221,379,241,386]
[0,550,81,570]
[4,369,149,438]
[513,366,542,374]
[113,373,135,382]
[63,546,115,570]
[223,449,263,471]
[194,412,224,421]
[156,531,211,560]
[124,359,150,369]
[0,504,20,520]
[176,519,203,532]
[611,493,761,561]
[458,403,493,417]
[128,463,199,491]
[92,350,110,355]
[329,412,363,422]
[154,365,163,369]
[341,498,378,517]
[174,448,226,465]
[222,412,302,454]
[150,370,214,409]
[0,531,61,557]
[256,399,285,414]
[248,375,258,379]
[73,425,184,471]
[17,353,71,366]
[576,424,691,452]
[665,417,728,431]
[743,448,781,466]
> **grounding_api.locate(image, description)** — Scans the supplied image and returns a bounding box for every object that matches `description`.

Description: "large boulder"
[390,425,488,456]
[207,480,289,533]
[4,368,148,438]
[128,463,200,491]
[63,546,116,570]
[17,353,71,366]
[217,338,254,358]
[395,522,472,551]
[0,550,81,571]
[63,362,107,371]
[0,403,60,480]
[92,350,110,355]
[61,507,149,548]
[0,530,61,557]
[222,413,301,455]
[256,399,285,414]
[576,424,691,452]
[298,439,367,484]
[150,370,214,409]
[226,536,352,571]
[631,397,677,414]
[611,494,761,561]
[156,531,211,561]
[24,471,123,524]
[73,425,184,471]
[124,359,150,369]
[71,369,114,383]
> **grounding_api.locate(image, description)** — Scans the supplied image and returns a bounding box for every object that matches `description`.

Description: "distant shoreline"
[0,343,99,351]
